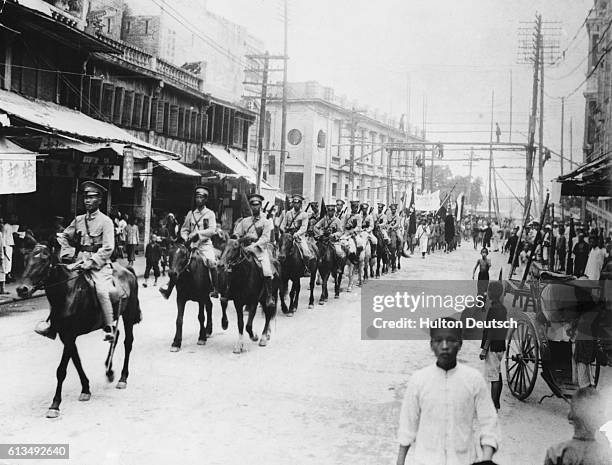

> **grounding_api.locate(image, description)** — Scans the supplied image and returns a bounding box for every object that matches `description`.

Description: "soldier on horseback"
[232,193,276,307]
[374,202,390,243]
[342,200,363,255]
[36,181,117,342]
[159,185,219,299]
[360,203,378,255]
[314,204,344,257]
[386,203,401,233]
[280,194,315,276]
[335,199,347,225]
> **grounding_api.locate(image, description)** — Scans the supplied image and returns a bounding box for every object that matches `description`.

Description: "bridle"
[222,241,250,272]
[22,245,80,294]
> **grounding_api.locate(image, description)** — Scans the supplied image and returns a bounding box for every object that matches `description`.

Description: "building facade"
[265,81,424,203]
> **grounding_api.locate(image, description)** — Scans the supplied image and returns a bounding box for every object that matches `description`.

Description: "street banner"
[122,149,134,188]
[0,154,36,194]
[414,190,440,212]
[551,181,562,204]
[455,193,465,220]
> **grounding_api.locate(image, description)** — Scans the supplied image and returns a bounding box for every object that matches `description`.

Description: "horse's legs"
[171,298,186,351]
[70,343,91,400]
[290,279,300,312]
[48,342,72,417]
[308,267,316,308]
[259,296,274,347]
[245,303,258,342]
[117,322,133,389]
[280,276,290,314]
[233,301,246,353]
[220,297,229,330]
[319,270,329,304]
[197,301,207,345]
[205,298,213,337]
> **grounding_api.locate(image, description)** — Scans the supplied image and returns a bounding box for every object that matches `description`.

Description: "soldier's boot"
[99,293,116,343]
[209,268,219,299]
[159,275,176,299]
[35,318,57,340]
[264,277,275,308]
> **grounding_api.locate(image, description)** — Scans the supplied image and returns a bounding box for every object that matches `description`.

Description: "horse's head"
[211,227,230,251]
[168,243,190,279]
[219,238,244,272]
[16,243,53,298]
[277,233,296,261]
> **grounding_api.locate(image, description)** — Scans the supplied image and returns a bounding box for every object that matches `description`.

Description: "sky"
[204,0,593,213]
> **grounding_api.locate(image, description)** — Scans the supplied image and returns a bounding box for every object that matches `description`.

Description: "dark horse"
[218,238,278,353]
[315,236,345,303]
[167,243,219,352]
[17,244,141,418]
[373,225,389,277]
[388,229,403,272]
[278,233,318,313]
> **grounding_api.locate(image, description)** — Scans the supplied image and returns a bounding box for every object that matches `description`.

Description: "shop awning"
[0,89,177,158]
[0,137,36,194]
[147,154,200,177]
[203,144,257,183]
[556,154,612,197]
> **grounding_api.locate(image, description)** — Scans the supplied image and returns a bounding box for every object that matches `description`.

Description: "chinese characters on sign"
[0,155,36,194]
[39,160,120,180]
[122,149,134,188]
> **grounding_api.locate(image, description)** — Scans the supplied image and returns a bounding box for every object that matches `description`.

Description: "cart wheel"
[505,314,539,400]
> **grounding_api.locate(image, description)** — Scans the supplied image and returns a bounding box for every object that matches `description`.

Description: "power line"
[551,6,594,66]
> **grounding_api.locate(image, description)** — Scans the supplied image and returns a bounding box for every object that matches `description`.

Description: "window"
[233,117,244,146]
[126,21,130,33]
[269,154,276,175]
[331,182,337,197]
[145,20,150,35]
[107,18,112,33]
[344,184,349,198]
[317,130,326,148]
[288,129,302,145]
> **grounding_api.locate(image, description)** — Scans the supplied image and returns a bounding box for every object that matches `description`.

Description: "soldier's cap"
[248,193,264,204]
[389,203,398,208]
[326,204,336,210]
[360,202,369,209]
[194,185,209,195]
[80,181,106,196]
[335,199,345,205]
[308,201,319,207]
[291,194,304,202]
[350,200,360,206]
[545,224,552,229]
[377,202,385,208]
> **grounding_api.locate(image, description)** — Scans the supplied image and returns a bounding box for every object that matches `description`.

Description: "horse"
[362,233,377,281]
[373,226,389,277]
[17,243,141,418]
[388,229,403,272]
[166,243,215,352]
[314,235,346,303]
[343,233,366,292]
[218,238,278,353]
[278,233,318,313]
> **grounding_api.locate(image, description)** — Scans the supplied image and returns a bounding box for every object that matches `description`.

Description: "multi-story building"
[0,0,260,240]
[570,0,612,227]
[265,81,425,203]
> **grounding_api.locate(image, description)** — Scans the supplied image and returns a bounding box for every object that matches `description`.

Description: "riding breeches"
[91,264,114,326]
[367,232,378,246]
[296,235,315,260]
[193,241,218,267]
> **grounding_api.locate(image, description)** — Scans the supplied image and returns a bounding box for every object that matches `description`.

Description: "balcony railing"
[94,34,202,92]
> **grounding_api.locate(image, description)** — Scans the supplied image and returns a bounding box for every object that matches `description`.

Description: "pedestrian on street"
[479,281,507,411]
[473,247,491,304]
[125,217,140,267]
[483,222,492,249]
[396,318,500,465]
[415,219,429,259]
[572,234,590,277]
[584,236,606,280]
[472,218,479,249]
[543,387,611,465]
[0,217,8,295]
[2,214,17,282]
[556,226,567,272]
[143,234,162,287]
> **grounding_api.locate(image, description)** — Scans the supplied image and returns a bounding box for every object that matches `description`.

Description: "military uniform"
[280,205,315,260]
[57,184,115,335]
[314,213,345,258]
[361,210,378,247]
[233,213,274,277]
[180,207,217,267]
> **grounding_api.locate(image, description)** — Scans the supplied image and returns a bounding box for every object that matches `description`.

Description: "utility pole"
[278,0,289,194]
[488,90,494,219]
[509,70,513,143]
[429,143,434,192]
[421,95,426,193]
[349,109,358,197]
[256,52,269,193]
[570,117,573,168]
[467,148,474,209]
[538,42,545,216]
[523,14,541,221]
[560,97,565,175]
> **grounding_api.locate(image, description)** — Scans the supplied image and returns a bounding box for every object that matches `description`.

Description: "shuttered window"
[190,112,197,141]
[101,84,115,120]
[132,93,143,128]
[160,101,169,134]
[113,87,124,125]
[178,107,185,139]
[142,95,151,130]
[122,90,134,127]
[169,104,179,137]
[195,112,203,142]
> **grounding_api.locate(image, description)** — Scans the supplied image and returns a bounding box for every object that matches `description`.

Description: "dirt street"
[1,245,610,465]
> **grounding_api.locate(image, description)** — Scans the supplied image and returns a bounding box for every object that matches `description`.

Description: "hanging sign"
[0,154,36,194]
[122,149,134,187]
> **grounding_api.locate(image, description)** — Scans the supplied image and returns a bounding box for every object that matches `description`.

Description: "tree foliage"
[423,165,484,207]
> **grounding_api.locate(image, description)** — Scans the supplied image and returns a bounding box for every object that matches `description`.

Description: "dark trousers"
[144,260,160,279]
[126,244,136,262]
